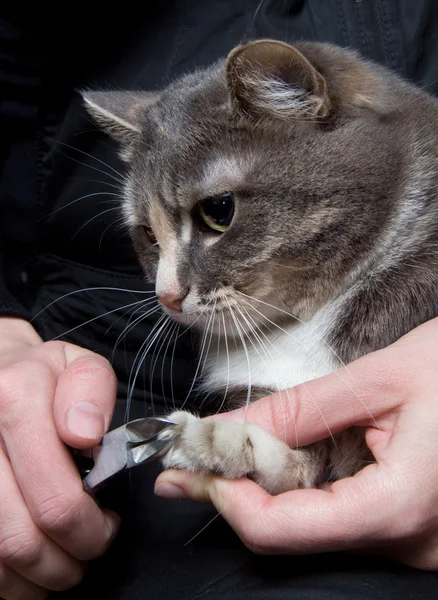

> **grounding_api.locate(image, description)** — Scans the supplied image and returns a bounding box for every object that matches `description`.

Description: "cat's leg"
[160,411,330,495]
[329,427,373,479]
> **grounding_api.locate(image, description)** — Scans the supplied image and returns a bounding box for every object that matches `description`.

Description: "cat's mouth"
[170,308,248,337]
[161,291,280,338]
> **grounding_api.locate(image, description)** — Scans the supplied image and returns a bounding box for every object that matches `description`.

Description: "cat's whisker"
[244,306,337,448]
[197,301,223,413]
[98,215,127,250]
[250,0,266,29]
[41,191,121,221]
[195,316,224,413]
[241,306,299,448]
[220,312,231,413]
[126,315,164,420]
[125,314,170,421]
[228,305,252,418]
[239,303,361,443]
[49,297,154,341]
[243,309,299,448]
[149,318,175,413]
[199,299,218,378]
[183,509,226,547]
[174,303,213,334]
[117,307,161,383]
[112,303,161,361]
[236,299,344,442]
[49,144,126,186]
[69,207,121,244]
[67,176,124,191]
[169,323,181,411]
[216,315,222,366]
[236,290,378,429]
[207,312,231,416]
[45,136,127,185]
[31,286,155,322]
[161,321,180,412]
[237,306,271,367]
[113,306,162,373]
[180,300,215,411]
[113,305,162,376]
[104,295,157,338]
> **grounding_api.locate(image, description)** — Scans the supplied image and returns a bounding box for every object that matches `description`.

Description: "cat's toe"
[160,411,206,471]
[160,413,256,477]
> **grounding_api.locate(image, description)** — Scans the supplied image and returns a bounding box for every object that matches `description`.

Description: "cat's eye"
[199,192,234,233]
[142,225,158,246]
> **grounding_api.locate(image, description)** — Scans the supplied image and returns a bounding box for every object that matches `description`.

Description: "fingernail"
[67,402,105,439]
[154,481,187,499]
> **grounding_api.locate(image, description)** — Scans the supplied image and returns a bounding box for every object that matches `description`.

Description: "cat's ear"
[225,40,330,120]
[81,90,160,143]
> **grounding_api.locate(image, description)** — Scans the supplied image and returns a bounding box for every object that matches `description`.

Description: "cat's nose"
[158,293,184,313]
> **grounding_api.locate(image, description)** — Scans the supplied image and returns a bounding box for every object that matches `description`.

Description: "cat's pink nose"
[158,293,183,313]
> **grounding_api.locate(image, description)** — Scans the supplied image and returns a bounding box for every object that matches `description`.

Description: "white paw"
[159,410,289,487]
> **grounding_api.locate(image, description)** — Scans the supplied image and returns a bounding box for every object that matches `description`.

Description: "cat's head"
[82,40,408,333]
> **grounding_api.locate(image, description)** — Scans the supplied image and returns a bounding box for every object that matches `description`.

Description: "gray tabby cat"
[83,40,438,494]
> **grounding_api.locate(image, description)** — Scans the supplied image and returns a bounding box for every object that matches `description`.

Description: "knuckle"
[0,359,53,400]
[34,493,82,536]
[52,564,86,592]
[384,489,428,541]
[0,363,23,403]
[238,516,271,555]
[267,388,300,442]
[66,566,86,590]
[41,340,64,356]
[0,360,55,429]
[242,530,269,555]
[399,509,429,540]
[238,497,280,555]
[66,356,116,385]
[0,529,43,569]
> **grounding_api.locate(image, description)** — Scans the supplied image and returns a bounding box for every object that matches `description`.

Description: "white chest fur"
[203,307,338,396]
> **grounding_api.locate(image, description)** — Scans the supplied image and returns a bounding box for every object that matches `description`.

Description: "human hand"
[0,318,119,599]
[156,317,438,570]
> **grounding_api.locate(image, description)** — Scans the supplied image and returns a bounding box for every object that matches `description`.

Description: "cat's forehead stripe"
[199,156,246,195]
[149,201,193,247]
[149,202,177,250]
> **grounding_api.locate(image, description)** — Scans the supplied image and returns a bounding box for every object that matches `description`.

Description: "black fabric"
[1,1,438,598]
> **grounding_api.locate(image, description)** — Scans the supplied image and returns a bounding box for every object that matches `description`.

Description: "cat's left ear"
[225,40,330,120]
[81,90,160,144]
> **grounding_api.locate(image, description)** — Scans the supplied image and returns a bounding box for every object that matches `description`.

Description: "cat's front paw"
[160,410,254,478]
[159,410,313,494]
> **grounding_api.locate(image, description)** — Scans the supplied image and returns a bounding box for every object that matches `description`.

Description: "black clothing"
[1,2,438,598]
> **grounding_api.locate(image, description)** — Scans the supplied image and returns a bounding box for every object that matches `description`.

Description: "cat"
[82,39,438,495]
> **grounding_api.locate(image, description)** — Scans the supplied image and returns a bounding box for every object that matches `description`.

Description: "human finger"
[210,345,412,447]
[0,359,119,561]
[0,561,48,600]
[213,318,438,447]
[53,345,117,449]
[156,463,416,555]
[0,448,85,590]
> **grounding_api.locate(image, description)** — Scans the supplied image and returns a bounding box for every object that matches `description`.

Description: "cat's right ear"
[225,40,330,120]
[81,90,160,145]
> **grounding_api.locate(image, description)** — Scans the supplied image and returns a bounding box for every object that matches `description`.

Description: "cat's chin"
[166,310,250,338]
